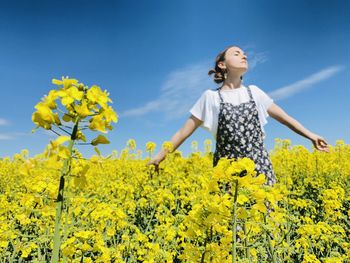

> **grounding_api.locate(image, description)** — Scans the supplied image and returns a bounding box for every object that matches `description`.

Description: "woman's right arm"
[146,114,203,168]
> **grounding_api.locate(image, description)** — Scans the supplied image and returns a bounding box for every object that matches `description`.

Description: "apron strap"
[247,85,254,102]
[217,88,224,103]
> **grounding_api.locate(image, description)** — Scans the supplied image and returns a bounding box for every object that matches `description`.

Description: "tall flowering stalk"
[31,76,118,263]
[231,178,239,263]
[212,157,269,262]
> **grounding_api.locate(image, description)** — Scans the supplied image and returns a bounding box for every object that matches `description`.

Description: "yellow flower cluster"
[0,138,349,262]
[32,76,118,141]
[29,77,119,262]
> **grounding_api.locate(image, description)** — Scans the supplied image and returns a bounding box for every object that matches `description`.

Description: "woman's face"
[220,46,248,73]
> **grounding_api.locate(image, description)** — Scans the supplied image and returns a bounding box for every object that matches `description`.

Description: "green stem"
[263,214,277,263]
[62,175,72,262]
[243,221,252,262]
[286,186,291,259]
[200,230,208,263]
[143,207,157,234]
[51,120,79,263]
[51,139,74,263]
[232,179,238,263]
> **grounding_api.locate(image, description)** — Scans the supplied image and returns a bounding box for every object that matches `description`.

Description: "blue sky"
[1,0,349,158]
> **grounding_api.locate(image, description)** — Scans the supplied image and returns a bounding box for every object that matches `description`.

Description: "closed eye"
[235,51,247,58]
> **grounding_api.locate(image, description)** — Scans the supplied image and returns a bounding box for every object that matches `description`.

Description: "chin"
[238,65,248,70]
[239,68,248,73]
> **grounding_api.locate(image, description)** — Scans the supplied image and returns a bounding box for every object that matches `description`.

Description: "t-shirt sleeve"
[251,85,274,113]
[189,90,213,131]
[250,85,274,130]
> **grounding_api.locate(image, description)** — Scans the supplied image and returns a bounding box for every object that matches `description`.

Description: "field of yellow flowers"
[0,77,349,262]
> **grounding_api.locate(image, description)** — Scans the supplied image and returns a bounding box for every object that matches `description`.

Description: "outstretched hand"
[146,158,161,173]
[309,133,329,153]
[146,154,166,173]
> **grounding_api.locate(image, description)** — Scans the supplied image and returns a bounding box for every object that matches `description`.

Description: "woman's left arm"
[267,103,330,152]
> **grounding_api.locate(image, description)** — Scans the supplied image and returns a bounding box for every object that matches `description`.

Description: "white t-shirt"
[189,84,274,140]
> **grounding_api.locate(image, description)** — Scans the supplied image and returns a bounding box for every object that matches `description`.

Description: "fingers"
[320,139,328,147]
[316,138,330,152]
[312,137,330,153]
[319,138,330,152]
[317,137,328,144]
[146,160,161,173]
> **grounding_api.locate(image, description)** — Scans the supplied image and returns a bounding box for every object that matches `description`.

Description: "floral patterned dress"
[213,85,277,186]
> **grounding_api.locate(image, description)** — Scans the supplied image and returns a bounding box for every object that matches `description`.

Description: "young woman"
[146,45,329,186]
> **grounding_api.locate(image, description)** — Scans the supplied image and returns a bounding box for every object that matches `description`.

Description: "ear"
[217,61,226,70]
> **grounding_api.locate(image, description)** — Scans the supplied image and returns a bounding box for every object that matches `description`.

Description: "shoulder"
[247,84,263,94]
[248,84,274,109]
[199,88,218,99]
[205,88,219,95]
[192,89,217,107]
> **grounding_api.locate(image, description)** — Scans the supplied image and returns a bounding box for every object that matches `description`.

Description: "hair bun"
[208,68,216,76]
[213,72,224,84]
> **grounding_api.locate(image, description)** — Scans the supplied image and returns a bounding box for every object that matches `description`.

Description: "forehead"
[226,46,244,54]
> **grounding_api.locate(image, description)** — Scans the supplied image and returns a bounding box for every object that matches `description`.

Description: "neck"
[220,75,242,90]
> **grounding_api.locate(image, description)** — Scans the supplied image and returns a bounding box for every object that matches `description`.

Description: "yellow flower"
[57,86,84,106]
[204,139,212,153]
[191,140,198,152]
[237,193,249,205]
[252,202,267,214]
[89,115,108,133]
[74,230,95,240]
[81,242,93,252]
[146,141,156,154]
[74,99,92,117]
[75,130,86,142]
[101,106,118,123]
[162,141,174,153]
[86,85,112,109]
[302,253,321,263]
[20,242,38,258]
[52,76,79,89]
[106,227,116,237]
[91,135,110,146]
[45,136,71,159]
[62,244,76,257]
[57,146,70,159]
[32,102,61,129]
[213,157,256,185]
[55,135,71,145]
[42,90,59,109]
[15,213,31,225]
[251,188,267,202]
[127,139,137,150]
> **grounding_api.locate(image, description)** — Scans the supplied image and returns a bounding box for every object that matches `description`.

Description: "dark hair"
[208,45,243,84]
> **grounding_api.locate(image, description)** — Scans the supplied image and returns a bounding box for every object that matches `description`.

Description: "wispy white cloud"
[120,59,213,120]
[245,50,269,70]
[0,134,14,140]
[120,50,269,121]
[0,118,10,126]
[0,132,28,140]
[241,44,269,70]
[268,65,345,101]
